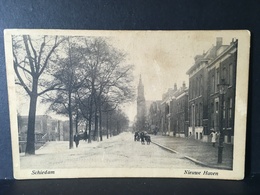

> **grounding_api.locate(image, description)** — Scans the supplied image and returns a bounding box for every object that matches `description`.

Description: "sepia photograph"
[4,30,250,179]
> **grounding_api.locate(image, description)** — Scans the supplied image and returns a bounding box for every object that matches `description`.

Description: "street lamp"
[217,78,228,164]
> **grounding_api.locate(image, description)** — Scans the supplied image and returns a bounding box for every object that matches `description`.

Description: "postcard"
[4,29,250,179]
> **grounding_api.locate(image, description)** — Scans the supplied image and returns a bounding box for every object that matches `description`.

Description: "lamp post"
[217,78,228,164]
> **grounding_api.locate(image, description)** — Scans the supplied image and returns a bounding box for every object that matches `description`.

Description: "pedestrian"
[74,133,79,148]
[140,132,145,145]
[210,129,218,147]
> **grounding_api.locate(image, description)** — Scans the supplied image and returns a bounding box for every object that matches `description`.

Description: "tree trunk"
[75,108,79,134]
[106,112,109,139]
[88,95,93,143]
[99,105,102,141]
[88,113,92,143]
[93,92,98,141]
[68,91,73,149]
[109,114,112,137]
[94,110,98,141]
[25,93,38,155]
[85,121,88,142]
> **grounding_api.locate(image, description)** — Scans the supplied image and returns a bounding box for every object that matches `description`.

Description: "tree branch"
[23,35,36,75]
[13,54,31,95]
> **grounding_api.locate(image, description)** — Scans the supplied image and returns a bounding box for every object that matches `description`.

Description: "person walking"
[74,133,79,148]
[210,129,218,147]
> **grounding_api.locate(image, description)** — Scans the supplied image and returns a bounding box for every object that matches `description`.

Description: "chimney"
[174,83,177,91]
[231,38,237,43]
[182,81,186,89]
[216,37,223,50]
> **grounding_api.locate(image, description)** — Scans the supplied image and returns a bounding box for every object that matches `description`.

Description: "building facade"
[147,100,162,134]
[174,82,189,137]
[161,85,178,136]
[18,115,69,152]
[186,37,237,143]
[186,52,210,141]
[159,82,189,137]
[207,39,237,144]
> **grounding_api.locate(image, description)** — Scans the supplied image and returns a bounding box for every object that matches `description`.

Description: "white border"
[4,29,250,180]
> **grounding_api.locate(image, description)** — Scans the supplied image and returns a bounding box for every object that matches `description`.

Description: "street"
[20,132,203,169]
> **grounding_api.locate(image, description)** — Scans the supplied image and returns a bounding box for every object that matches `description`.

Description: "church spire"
[137,74,144,99]
[136,74,146,130]
[139,74,143,86]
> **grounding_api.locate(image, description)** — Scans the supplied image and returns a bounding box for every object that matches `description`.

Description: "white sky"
[111,31,236,122]
[13,31,237,122]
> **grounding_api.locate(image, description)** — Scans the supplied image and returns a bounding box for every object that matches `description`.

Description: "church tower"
[136,75,146,130]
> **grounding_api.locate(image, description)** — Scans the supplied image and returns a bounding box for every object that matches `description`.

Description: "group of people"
[134,131,151,145]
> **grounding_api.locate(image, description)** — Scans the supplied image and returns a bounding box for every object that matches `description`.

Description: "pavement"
[150,134,233,170]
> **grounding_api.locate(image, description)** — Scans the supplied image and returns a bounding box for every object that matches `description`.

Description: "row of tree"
[13,35,134,155]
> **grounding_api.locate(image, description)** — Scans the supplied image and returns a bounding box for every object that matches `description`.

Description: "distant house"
[159,82,188,137]
[174,82,189,138]
[147,100,162,133]
[17,115,69,152]
[161,85,178,136]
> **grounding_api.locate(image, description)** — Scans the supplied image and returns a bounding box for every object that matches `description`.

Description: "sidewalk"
[151,135,233,170]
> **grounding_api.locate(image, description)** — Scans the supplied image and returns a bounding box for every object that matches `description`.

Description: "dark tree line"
[13,35,134,154]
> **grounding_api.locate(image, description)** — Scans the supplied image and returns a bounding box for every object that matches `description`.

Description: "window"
[197,77,199,97]
[200,76,203,96]
[198,77,200,96]
[189,105,192,124]
[215,70,218,93]
[200,103,203,125]
[192,80,195,99]
[228,98,232,127]
[216,68,219,91]
[229,64,233,86]
[223,67,227,81]
[212,75,215,94]
[166,104,170,114]
[229,98,232,119]
[189,81,192,98]
[196,104,198,126]
[216,101,219,113]
[223,101,226,119]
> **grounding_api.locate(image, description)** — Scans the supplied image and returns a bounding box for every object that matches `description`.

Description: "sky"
[12,30,237,122]
[110,31,237,122]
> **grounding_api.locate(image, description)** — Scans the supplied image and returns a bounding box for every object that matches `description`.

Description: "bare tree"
[78,37,135,141]
[43,36,135,145]
[44,38,85,149]
[13,35,65,155]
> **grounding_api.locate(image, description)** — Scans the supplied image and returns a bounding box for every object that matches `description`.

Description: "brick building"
[159,82,189,137]
[147,100,162,133]
[186,51,211,141]
[186,37,237,143]
[174,82,189,137]
[207,39,237,144]
[161,84,178,136]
